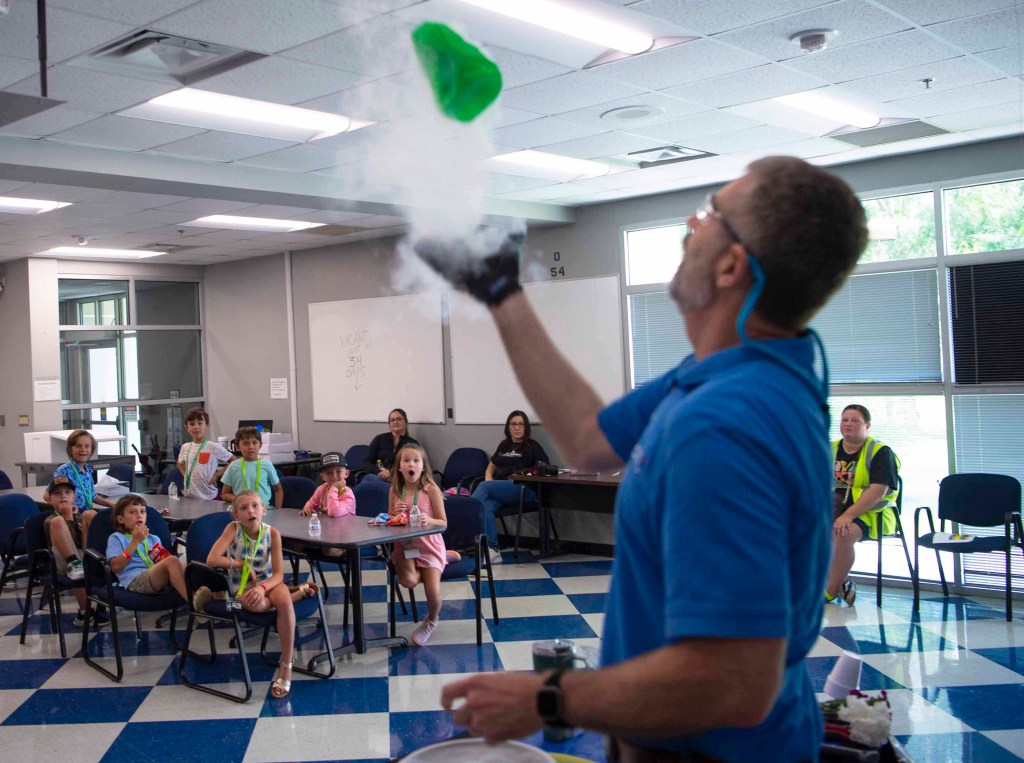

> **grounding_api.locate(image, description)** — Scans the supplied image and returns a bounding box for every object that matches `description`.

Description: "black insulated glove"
[415,230,524,307]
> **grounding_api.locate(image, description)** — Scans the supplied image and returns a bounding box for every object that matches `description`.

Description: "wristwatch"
[536,670,570,727]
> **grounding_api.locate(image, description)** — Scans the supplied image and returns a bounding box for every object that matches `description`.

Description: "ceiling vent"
[69,31,265,86]
[828,119,949,148]
[627,145,717,169]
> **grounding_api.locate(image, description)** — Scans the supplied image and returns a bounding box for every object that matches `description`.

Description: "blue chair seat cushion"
[441,556,477,580]
[918,533,1008,553]
[202,593,320,623]
[39,573,85,589]
[106,587,183,612]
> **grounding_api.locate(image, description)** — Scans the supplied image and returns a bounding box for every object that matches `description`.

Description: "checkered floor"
[1,552,1023,762]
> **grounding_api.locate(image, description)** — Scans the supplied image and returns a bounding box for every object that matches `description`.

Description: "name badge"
[404,548,421,560]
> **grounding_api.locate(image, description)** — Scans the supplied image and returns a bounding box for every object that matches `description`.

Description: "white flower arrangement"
[822,690,893,749]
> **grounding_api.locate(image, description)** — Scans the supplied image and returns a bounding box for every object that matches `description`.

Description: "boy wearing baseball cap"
[300,452,356,557]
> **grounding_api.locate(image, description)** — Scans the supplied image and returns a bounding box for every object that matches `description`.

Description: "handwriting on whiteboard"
[341,329,371,390]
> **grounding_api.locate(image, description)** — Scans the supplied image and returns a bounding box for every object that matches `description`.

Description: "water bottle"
[168,482,179,500]
[308,512,322,537]
[409,504,422,526]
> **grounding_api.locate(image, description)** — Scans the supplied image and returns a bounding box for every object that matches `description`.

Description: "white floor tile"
[131,683,270,721]
[393,618,492,646]
[43,654,175,688]
[329,649,392,679]
[244,712,391,762]
[583,613,604,635]
[983,729,1024,757]
[552,576,611,595]
[821,604,911,628]
[488,563,552,580]
[488,595,576,619]
[0,723,124,759]
[0,633,68,660]
[389,672,465,712]
[918,617,1024,650]
[494,638,602,672]
[884,688,974,735]
[862,649,1024,688]
[808,635,848,658]
[0,689,33,724]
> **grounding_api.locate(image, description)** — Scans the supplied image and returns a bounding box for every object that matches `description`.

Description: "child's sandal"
[288,583,320,599]
[271,661,292,699]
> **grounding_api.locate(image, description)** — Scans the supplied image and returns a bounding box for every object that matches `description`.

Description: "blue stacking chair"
[82,507,184,681]
[433,447,489,492]
[178,511,336,703]
[0,493,39,598]
[279,476,316,509]
[914,473,1023,621]
[279,475,348,615]
[354,480,415,620]
[440,496,499,645]
[106,462,135,492]
[159,469,184,495]
[494,486,558,564]
[0,469,13,490]
[345,444,370,485]
[19,511,88,658]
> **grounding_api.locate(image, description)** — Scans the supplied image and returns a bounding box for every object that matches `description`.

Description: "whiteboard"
[450,275,624,424]
[309,293,445,423]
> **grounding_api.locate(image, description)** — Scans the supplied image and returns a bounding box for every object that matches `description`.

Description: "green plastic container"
[412,22,502,123]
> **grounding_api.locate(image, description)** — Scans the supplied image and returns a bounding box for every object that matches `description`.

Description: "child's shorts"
[127,569,168,594]
[44,512,83,549]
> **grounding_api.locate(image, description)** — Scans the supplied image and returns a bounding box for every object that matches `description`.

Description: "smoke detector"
[789,29,838,54]
[600,105,666,123]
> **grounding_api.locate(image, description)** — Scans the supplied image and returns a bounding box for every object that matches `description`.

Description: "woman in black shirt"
[361,408,419,481]
[471,410,549,563]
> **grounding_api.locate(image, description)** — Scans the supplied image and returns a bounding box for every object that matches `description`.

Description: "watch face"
[537,686,560,720]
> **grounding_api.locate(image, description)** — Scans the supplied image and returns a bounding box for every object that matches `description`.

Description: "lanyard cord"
[123,533,154,568]
[184,440,207,489]
[68,461,94,507]
[236,523,265,596]
[239,458,261,492]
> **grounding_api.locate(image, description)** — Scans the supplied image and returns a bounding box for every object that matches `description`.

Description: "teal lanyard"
[184,440,207,489]
[401,486,420,510]
[123,533,153,568]
[239,458,262,492]
[68,462,94,508]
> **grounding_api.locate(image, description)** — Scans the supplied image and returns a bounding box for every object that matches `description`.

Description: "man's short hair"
[235,426,262,444]
[737,157,868,330]
[185,407,209,425]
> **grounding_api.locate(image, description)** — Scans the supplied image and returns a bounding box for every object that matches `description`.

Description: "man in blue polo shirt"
[427,156,867,762]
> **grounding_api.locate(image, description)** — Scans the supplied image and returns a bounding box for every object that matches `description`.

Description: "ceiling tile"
[0,3,133,64]
[300,75,420,123]
[154,198,259,215]
[786,30,961,82]
[156,0,371,55]
[8,66,177,113]
[0,56,41,89]
[224,204,320,219]
[0,180,31,194]
[662,64,830,108]
[486,105,546,129]
[632,0,831,35]
[48,0,200,26]
[200,57,368,105]
[537,131,662,160]
[481,46,574,89]
[346,214,407,228]
[556,92,707,129]
[289,210,376,224]
[927,101,1024,131]
[930,7,1024,53]
[8,183,111,202]
[151,131,296,162]
[502,71,647,114]
[91,191,192,209]
[0,107,103,138]
[491,118,607,150]
[887,78,1024,118]
[50,115,205,151]
[497,183,599,202]
[484,174,558,194]
[599,39,768,90]
[238,143,350,172]
[688,125,815,153]
[844,56,1004,101]
[977,46,1024,77]
[879,0,1019,26]
[284,15,416,77]
[626,110,764,143]
[765,136,855,158]
[716,0,911,62]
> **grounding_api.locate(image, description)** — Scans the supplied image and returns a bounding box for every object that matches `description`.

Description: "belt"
[606,737,723,763]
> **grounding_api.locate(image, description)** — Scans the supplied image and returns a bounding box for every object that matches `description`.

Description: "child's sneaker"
[411,617,439,646]
[487,546,503,565]
[66,559,85,580]
[74,608,110,627]
[841,579,857,607]
[193,586,213,623]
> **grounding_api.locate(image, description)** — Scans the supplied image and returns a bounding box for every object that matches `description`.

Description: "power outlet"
[0,414,5,426]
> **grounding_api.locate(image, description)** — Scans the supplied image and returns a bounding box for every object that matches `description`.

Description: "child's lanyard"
[123,533,154,568]
[239,458,261,492]
[68,462,94,508]
[401,486,420,511]
[236,523,265,596]
[184,440,207,489]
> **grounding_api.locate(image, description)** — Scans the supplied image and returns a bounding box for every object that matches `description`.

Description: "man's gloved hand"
[414,230,524,307]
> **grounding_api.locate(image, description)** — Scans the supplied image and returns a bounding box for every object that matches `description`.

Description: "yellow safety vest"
[832,437,901,540]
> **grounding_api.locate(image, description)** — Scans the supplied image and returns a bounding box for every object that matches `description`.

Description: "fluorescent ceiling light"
[41,247,164,259]
[773,91,880,129]
[489,150,614,182]
[120,88,374,143]
[0,197,72,214]
[457,0,653,54]
[184,215,324,232]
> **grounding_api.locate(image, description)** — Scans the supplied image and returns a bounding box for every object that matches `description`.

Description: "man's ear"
[714,243,750,289]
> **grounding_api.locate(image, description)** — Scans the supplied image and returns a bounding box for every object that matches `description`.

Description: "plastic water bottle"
[409,504,422,526]
[308,513,321,537]
[168,482,179,500]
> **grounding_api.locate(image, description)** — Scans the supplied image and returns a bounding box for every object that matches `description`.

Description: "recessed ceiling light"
[773,91,880,129]
[119,88,374,143]
[487,150,614,181]
[0,197,72,214]
[183,215,325,232]
[600,105,666,122]
[41,247,164,259]
[457,0,654,54]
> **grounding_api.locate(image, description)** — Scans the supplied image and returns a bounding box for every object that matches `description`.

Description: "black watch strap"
[537,669,570,727]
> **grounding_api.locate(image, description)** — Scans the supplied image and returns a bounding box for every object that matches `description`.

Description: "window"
[949,261,1024,384]
[861,191,936,263]
[628,292,690,387]
[946,178,1024,255]
[58,278,203,472]
[625,224,683,286]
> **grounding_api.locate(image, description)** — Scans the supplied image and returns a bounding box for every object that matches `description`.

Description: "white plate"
[403,738,555,763]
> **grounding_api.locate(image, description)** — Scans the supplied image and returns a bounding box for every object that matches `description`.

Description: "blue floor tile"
[883,595,1008,623]
[162,651,279,686]
[0,597,28,616]
[819,624,952,654]
[0,657,66,689]
[918,683,1024,731]
[389,711,459,758]
[260,676,388,716]
[896,732,1023,763]
[488,614,597,643]
[7,611,86,637]
[3,686,151,725]
[103,719,257,763]
[84,628,180,658]
[389,643,503,676]
[973,647,1024,678]
[567,593,606,614]
[805,656,904,691]
[541,560,614,578]
[474,578,564,598]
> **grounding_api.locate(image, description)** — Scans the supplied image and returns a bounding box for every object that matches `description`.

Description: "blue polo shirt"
[598,336,831,762]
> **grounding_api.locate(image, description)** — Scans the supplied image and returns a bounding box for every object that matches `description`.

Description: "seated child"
[48,429,114,547]
[177,407,235,499]
[220,427,283,508]
[195,490,318,699]
[43,475,108,627]
[106,494,188,601]
[299,451,356,557]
